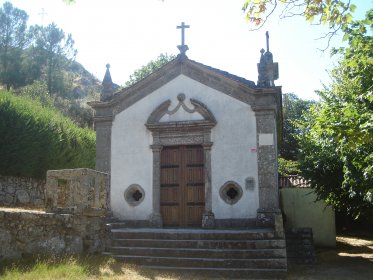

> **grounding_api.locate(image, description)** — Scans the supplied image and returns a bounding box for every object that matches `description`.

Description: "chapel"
[89,27,282,229]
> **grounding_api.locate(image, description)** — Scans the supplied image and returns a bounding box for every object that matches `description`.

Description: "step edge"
[143,265,288,272]
[111,255,287,261]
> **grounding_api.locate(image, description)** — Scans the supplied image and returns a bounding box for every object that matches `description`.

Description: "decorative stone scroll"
[146,93,216,126]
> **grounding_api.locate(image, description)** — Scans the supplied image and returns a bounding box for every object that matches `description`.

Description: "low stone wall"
[0,168,110,260]
[0,208,107,259]
[0,175,45,208]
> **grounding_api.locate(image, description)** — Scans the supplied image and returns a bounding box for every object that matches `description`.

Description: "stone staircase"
[104,227,287,279]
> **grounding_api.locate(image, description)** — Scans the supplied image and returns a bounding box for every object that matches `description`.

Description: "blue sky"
[2,0,371,100]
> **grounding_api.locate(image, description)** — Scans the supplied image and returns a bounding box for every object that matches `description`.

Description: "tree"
[0,2,29,89]
[281,93,315,160]
[125,53,176,87]
[278,93,314,176]
[31,23,77,95]
[297,9,373,218]
[242,0,357,47]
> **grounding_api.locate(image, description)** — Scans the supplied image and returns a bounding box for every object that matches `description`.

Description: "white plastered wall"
[110,74,259,220]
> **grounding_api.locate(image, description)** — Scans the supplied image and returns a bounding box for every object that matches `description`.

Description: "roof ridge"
[188,59,256,88]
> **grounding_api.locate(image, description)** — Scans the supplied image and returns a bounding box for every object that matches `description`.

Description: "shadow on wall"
[280,186,336,247]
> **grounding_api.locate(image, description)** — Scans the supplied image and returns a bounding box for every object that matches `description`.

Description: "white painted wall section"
[110,74,258,220]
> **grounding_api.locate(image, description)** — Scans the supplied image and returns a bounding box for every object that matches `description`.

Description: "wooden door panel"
[186,167,204,183]
[185,147,204,164]
[187,205,205,226]
[161,206,179,226]
[160,145,205,227]
[161,147,180,165]
[186,185,205,203]
[160,186,179,203]
[160,168,179,185]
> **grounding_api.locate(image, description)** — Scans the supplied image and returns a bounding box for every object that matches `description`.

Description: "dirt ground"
[287,235,373,280]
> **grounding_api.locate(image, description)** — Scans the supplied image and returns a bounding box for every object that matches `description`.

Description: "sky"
[2,0,371,100]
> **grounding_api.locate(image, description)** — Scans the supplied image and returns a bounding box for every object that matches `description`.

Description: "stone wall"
[0,208,107,259]
[0,168,110,260]
[0,175,45,208]
[286,227,316,264]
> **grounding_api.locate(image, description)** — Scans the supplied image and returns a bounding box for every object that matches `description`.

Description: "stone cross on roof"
[177,22,190,55]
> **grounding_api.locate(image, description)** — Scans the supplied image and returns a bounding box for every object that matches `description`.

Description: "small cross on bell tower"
[177,22,190,55]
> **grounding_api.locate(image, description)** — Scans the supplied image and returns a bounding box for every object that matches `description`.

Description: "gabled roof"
[89,54,281,117]
[188,58,256,88]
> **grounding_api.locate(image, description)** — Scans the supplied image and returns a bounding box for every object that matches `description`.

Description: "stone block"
[45,168,109,214]
[16,190,30,204]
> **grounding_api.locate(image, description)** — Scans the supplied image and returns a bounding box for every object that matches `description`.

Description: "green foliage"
[125,53,176,87]
[0,2,29,89]
[278,158,300,176]
[16,80,94,128]
[31,23,77,95]
[0,90,95,178]
[297,10,373,218]
[53,96,94,128]
[281,93,315,160]
[243,0,356,29]
[18,80,53,107]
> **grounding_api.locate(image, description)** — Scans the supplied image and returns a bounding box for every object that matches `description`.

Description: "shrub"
[0,90,95,178]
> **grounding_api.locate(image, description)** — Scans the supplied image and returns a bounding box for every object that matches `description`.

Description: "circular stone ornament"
[177,93,186,102]
[124,184,145,206]
[219,181,243,205]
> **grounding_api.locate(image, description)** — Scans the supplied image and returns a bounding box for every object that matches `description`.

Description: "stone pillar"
[149,144,163,227]
[94,116,113,174]
[254,108,280,227]
[202,142,215,228]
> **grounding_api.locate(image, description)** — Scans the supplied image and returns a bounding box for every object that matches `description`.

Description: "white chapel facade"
[89,30,282,228]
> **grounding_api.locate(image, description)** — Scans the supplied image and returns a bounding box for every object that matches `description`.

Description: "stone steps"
[145,266,287,279]
[109,246,286,259]
[112,238,286,250]
[105,227,287,279]
[114,255,287,269]
[111,228,276,240]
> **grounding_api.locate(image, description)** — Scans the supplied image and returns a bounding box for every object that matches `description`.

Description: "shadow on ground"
[288,235,373,280]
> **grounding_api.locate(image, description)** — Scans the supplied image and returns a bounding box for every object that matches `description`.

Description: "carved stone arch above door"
[146,93,216,126]
[145,93,216,228]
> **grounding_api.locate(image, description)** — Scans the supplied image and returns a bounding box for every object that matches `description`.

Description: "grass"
[0,254,180,280]
[1,234,372,280]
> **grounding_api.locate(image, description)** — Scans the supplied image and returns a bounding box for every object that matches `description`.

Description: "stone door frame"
[145,95,217,228]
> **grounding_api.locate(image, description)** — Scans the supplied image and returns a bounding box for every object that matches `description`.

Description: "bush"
[0,90,95,178]
[278,158,300,176]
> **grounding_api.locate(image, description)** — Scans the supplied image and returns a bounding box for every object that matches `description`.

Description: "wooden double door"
[160,145,205,227]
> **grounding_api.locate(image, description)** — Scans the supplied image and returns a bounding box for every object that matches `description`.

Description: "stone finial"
[257,32,279,87]
[101,64,114,101]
